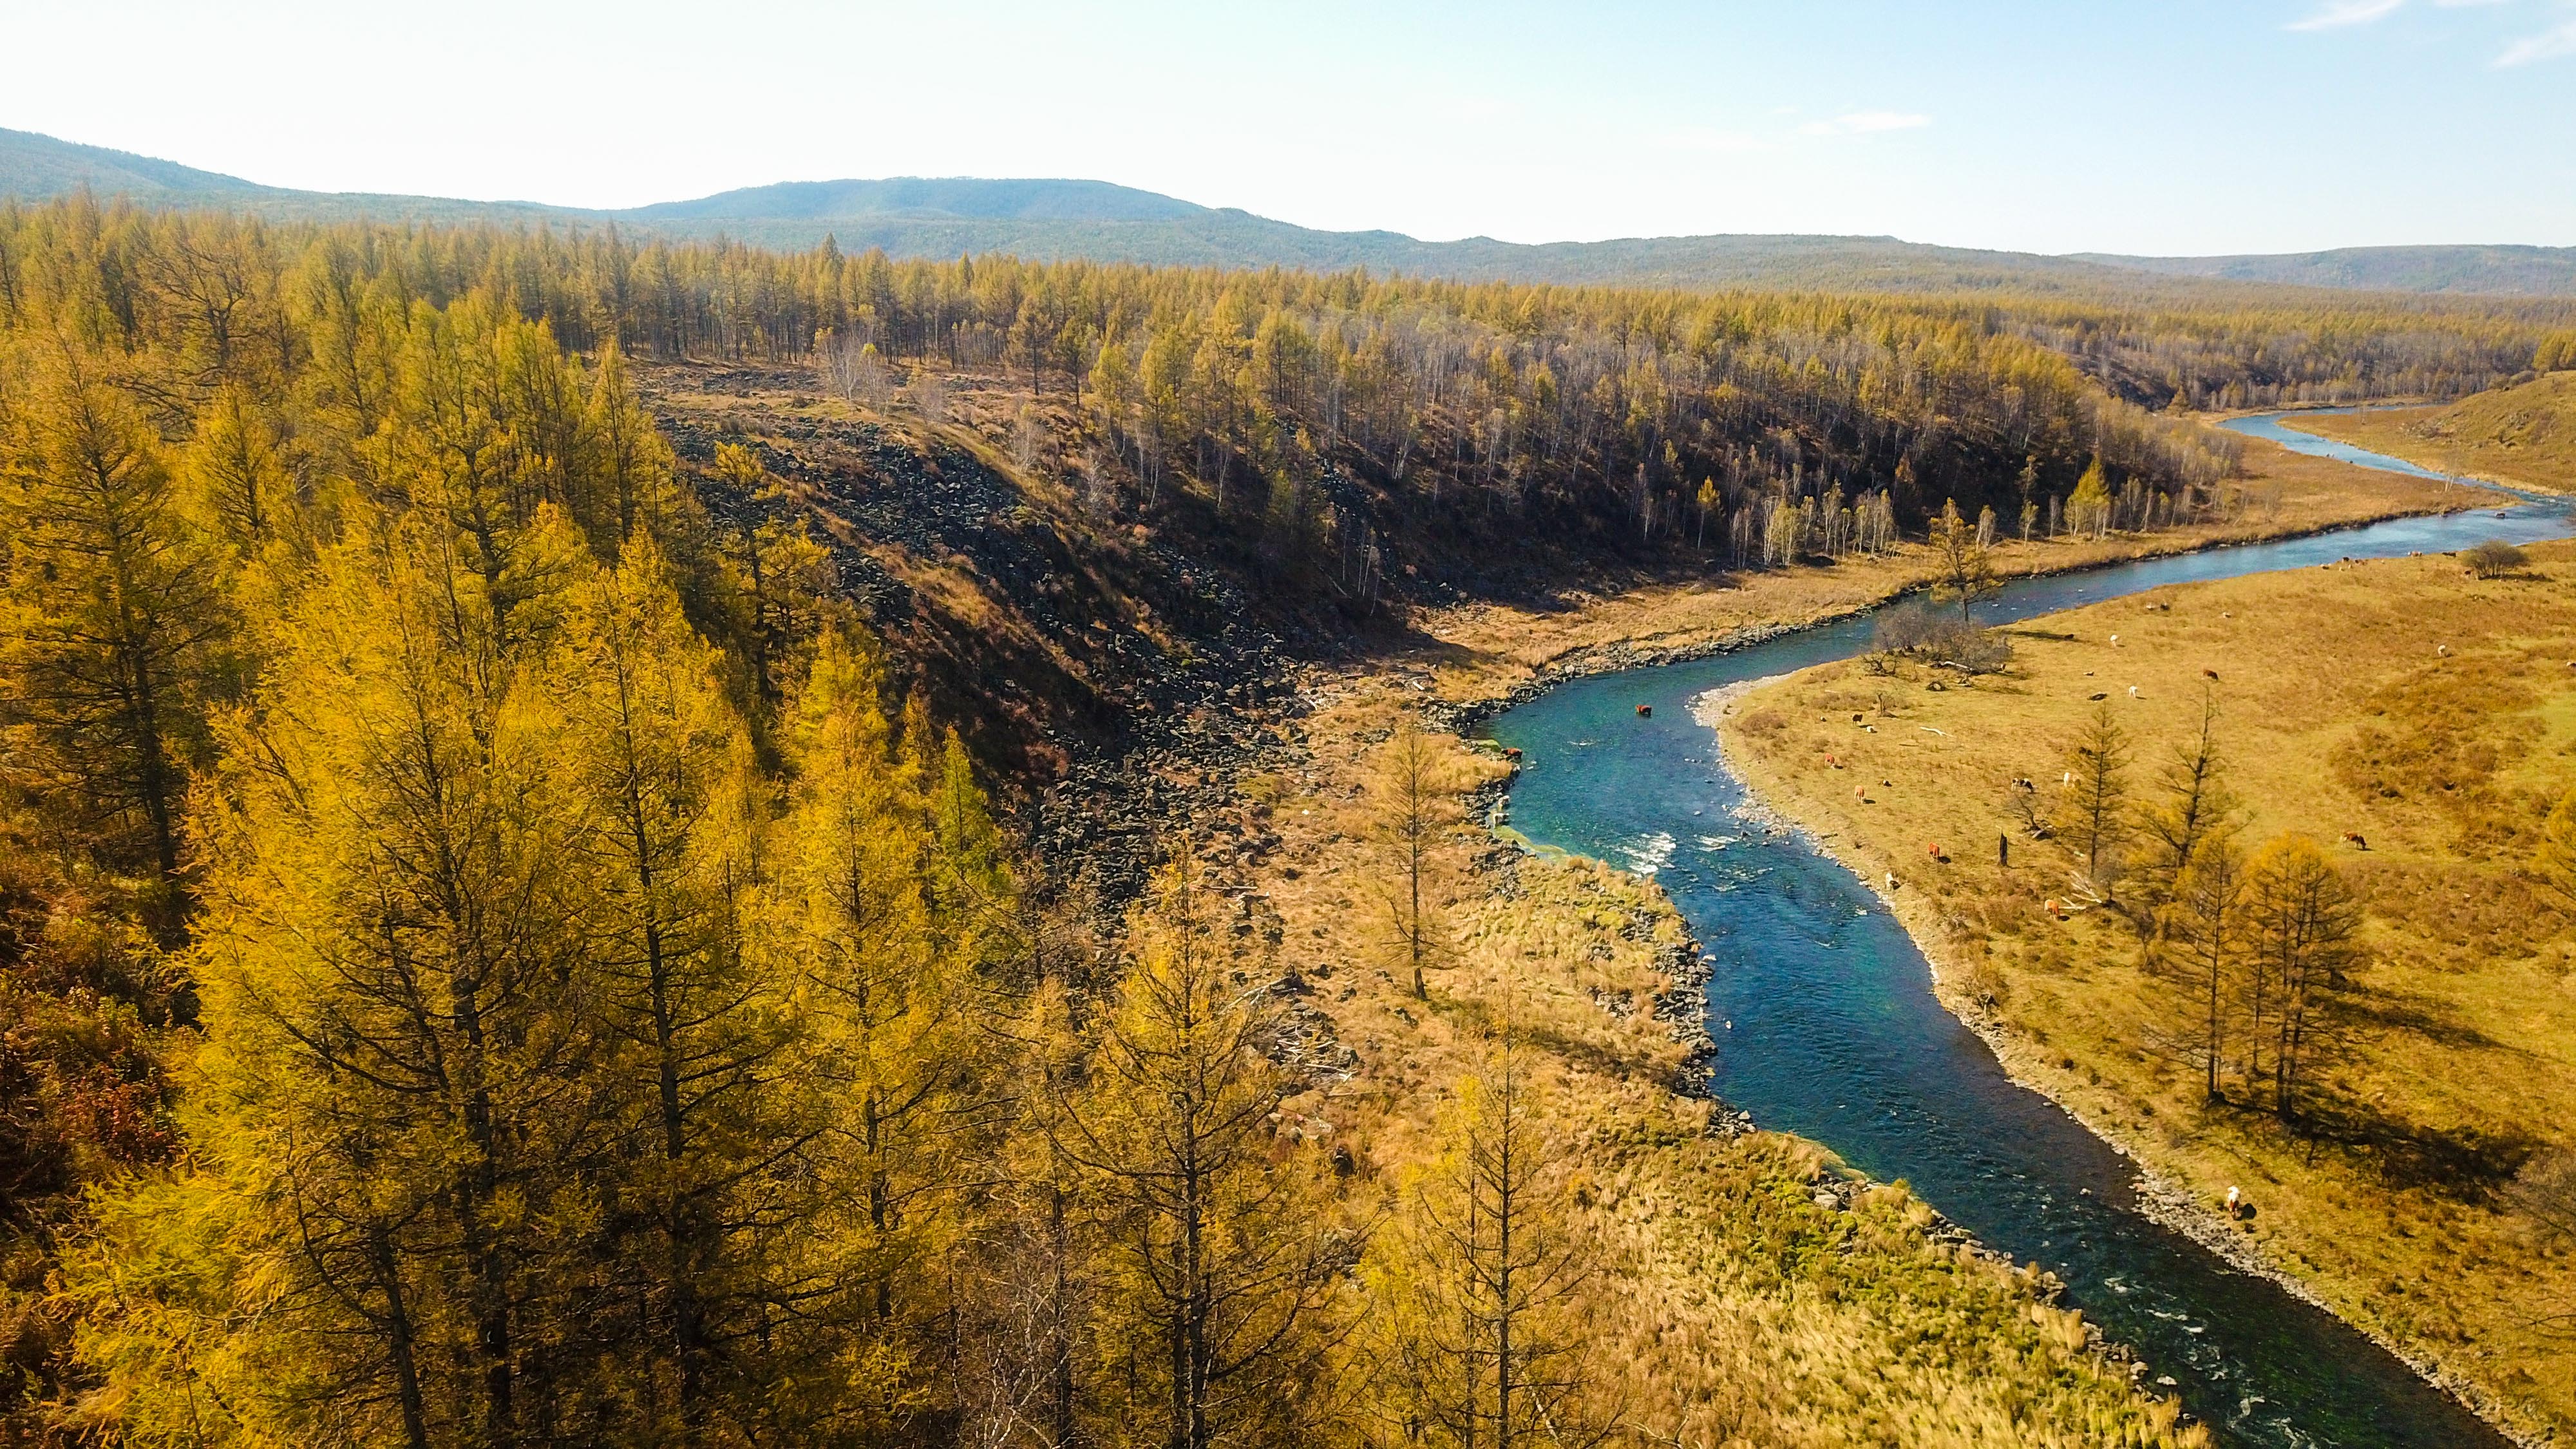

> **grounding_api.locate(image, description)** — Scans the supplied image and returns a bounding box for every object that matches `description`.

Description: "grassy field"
[1719,541,2576,1441]
[2288,374,2576,495]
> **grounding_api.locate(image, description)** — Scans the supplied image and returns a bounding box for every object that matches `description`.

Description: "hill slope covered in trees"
[8,124,2576,300]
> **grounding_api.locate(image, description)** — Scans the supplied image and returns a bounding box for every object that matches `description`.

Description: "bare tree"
[1929,498,2000,622]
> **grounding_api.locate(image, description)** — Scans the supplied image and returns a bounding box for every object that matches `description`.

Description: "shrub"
[2463,539,2528,580]
[1871,600,2015,674]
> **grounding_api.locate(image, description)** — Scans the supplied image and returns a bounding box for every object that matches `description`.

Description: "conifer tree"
[2171,837,2246,1101]
[0,346,228,924]
[1365,719,1466,999]
[2057,704,2130,900]
[2136,692,2242,945]
[175,512,618,1446]
[772,636,976,1354]
[560,536,806,1435]
[1059,858,1350,1449]
[1365,1016,1611,1449]
[2244,837,2364,1122]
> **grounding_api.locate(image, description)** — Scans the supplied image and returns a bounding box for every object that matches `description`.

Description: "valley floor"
[2284,381,2576,497]
[1166,437,2494,1445]
[1717,544,2576,1443]
[685,353,2502,1444]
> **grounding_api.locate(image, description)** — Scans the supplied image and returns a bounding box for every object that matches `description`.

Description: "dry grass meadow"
[2287,377,2576,497]
[1720,540,2576,1440]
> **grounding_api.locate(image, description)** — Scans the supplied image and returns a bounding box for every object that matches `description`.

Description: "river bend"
[1483,416,2568,1448]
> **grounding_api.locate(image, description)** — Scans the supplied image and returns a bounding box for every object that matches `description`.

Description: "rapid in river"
[1481,415,2569,1447]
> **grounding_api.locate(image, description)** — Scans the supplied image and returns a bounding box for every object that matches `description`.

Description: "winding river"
[1482,415,2570,1448]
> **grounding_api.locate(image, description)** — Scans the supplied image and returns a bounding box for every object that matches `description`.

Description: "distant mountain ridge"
[6,124,2571,298]
[2070,244,2576,296]
[618,176,1211,223]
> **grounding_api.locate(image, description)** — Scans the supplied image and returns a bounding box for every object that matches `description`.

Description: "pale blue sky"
[5,0,2571,254]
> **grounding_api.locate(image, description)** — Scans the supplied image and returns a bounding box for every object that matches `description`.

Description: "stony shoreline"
[1694,677,2548,1449]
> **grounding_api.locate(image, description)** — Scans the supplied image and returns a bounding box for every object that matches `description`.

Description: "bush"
[2463,539,2528,580]
[1871,600,2015,674]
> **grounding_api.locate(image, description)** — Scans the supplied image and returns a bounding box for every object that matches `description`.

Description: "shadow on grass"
[2283,1096,2540,1203]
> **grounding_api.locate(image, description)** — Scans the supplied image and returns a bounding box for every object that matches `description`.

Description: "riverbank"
[1414,430,2503,710]
[1712,547,2576,1445]
[1699,686,2547,1449]
[1141,426,2510,1447]
[1195,666,2215,1447]
[2279,380,2576,498]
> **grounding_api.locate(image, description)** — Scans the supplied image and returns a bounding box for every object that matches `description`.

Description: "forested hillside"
[12,125,2576,301]
[0,196,2506,1447]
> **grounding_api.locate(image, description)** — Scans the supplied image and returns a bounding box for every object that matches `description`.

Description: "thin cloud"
[1799,111,1931,137]
[2497,13,2576,60]
[1660,126,1771,155]
[2287,0,2405,29]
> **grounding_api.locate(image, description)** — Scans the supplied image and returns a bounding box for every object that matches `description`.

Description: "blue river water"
[1482,419,2568,1448]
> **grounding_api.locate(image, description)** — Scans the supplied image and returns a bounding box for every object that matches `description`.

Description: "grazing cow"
[1636,703,1653,717]
[2342,832,2369,851]
[1927,842,1946,861]
[2436,645,2450,658]
[1502,746,1522,761]
[1884,871,1900,892]
[2204,668,2221,681]
[2127,685,2140,698]
[2014,777,2036,791]
[1855,785,1868,802]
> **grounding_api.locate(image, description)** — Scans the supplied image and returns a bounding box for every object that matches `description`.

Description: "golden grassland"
[2287,375,2576,495]
[1413,433,2491,700]
[1214,677,2213,1448]
[1719,542,2576,1441]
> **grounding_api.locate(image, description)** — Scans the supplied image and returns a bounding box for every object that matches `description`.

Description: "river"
[1481,418,2570,1448]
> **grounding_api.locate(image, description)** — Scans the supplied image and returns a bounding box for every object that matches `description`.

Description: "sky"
[5,0,2574,256]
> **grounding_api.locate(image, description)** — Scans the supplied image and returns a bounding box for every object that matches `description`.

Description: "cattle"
[2204,668,2221,681]
[2342,832,2369,851]
[1636,704,1653,717]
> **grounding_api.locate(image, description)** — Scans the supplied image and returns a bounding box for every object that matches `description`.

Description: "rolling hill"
[2072,243,2576,296]
[6,124,2572,298]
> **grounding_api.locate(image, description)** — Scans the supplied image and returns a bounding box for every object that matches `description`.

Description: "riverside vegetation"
[0,196,2534,1447]
[1721,543,2576,1441]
